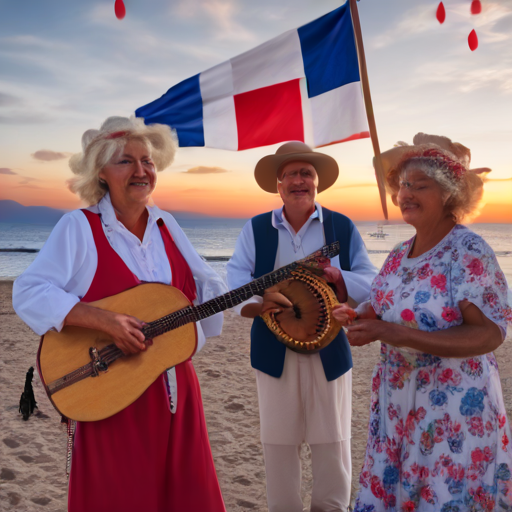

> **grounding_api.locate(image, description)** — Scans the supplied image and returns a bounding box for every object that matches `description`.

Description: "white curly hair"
[382,134,491,223]
[68,116,178,205]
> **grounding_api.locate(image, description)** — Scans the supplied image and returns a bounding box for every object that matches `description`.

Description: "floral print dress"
[355,225,512,512]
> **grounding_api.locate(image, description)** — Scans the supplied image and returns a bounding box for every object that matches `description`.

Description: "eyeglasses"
[278,168,317,181]
[398,181,431,193]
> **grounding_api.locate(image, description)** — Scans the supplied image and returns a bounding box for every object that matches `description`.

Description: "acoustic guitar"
[38,242,339,422]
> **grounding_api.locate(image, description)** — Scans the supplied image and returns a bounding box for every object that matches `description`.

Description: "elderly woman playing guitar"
[334,133,512,511]
[13,117,227,512]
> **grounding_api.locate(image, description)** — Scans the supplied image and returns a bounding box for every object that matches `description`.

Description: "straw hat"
[376,133,490,186]
[254,141,339,194]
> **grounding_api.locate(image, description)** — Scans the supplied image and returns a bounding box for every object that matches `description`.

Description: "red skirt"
[68,360,225,512]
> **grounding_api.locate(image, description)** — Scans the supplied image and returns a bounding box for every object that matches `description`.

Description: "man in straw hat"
[227,141,377,511]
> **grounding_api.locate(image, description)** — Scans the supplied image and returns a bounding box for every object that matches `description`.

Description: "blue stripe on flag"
[298,3,360,99]
[135,74,204,147]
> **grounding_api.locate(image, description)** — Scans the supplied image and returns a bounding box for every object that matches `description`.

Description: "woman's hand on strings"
[102,312,148,355]
[64,302,147,355]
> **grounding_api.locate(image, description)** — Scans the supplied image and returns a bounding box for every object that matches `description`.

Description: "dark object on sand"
[19,366,37,420]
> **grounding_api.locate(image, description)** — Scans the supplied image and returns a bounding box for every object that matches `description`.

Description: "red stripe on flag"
[234,79,304,151]
[316,131,370,148]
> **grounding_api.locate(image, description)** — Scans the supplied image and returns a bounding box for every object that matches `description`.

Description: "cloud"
[0,113,52,124]
[0,34,67,50]
[31,150,69,162]
[0,92,23,107]
[414,60,512,94]
[451,2,512,43]
[183,166,230,174]
[171,0,256,42]
[13,184,43,189]
[0,168,16,175]
[16,176,41,185]
[371,5,436,49]
[372,1,512,50]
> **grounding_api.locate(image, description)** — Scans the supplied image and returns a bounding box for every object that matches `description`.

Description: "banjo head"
[261,268,342,354]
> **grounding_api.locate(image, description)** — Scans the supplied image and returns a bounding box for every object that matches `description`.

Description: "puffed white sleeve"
[340,222,378,305]
[158,212,227,338]
[226,220,262,315]
[12,211,97,335]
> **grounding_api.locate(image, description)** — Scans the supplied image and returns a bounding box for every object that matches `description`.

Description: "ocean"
[1,220,511,282]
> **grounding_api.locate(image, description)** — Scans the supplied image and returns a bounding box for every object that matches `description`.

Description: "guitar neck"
[141,241,339,340]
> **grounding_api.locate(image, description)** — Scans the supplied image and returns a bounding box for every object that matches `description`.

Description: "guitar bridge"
[89,347,109,376]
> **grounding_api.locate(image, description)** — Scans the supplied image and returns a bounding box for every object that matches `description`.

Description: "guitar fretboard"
[141,240,339,340]
[142,265,297,339]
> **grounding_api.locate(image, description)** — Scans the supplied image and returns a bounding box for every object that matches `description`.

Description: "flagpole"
[349,0,388,220]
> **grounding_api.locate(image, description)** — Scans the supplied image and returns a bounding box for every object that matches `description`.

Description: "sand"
[1,277,511,511]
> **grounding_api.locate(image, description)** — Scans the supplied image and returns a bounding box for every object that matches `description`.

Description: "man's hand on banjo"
[239,288,293,318]
[321,266,348,303]
[261,288,293,314]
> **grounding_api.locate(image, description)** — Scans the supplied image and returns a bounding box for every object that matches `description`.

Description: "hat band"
[406,149,467,180]
[105,131,129,140]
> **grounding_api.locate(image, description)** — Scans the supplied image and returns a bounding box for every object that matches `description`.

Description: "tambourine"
[261,267,345,354]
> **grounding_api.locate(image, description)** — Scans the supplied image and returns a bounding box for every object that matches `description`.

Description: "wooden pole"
[349,0,388,220]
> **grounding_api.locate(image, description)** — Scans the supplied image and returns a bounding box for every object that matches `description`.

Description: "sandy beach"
[1,276,511,511]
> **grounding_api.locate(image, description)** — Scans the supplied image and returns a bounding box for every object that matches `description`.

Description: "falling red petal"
[471,0,482,15]
[114,0,126,20]
[436,2,446,24]
[468,29,478,51]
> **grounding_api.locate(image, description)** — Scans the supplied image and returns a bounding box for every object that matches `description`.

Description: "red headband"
[105,130,129,139]
[408,148,467,180]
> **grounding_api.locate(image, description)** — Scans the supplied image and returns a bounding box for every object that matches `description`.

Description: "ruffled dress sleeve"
[449,229,511,338]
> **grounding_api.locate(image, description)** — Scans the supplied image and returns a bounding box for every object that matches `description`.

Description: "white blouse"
[13,193,227,353]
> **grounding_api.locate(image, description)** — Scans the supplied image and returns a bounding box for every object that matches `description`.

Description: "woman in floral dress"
[334,133,512,511]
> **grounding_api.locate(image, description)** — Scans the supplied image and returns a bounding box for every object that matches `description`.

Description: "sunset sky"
[1,0,511,222]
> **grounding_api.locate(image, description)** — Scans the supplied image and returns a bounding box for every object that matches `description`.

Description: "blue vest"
[250,206,354,382]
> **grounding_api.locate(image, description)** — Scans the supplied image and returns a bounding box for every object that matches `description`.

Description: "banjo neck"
[142,241,340,340]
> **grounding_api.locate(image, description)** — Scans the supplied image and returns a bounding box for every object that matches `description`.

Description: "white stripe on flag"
[200,60,233,103]
[299,78,314,147]
[231,29,305,95]
[310,81,368,147]
[200,61,238,150]
[202,96,238,150]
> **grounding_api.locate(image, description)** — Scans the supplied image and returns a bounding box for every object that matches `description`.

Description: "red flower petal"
[114,0,126,20]
[468,29,478,51]
[436,2,446,24]
[471,0,482,15]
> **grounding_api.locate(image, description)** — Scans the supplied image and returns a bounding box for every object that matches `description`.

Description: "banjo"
[38,242,344,422]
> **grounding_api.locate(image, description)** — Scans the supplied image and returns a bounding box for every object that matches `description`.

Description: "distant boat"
[367,225,388,239]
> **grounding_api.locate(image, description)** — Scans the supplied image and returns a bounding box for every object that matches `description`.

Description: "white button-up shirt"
[13,193,226,353]
[226,203,377,309]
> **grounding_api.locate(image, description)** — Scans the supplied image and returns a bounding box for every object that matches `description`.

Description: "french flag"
[135,2,369,150]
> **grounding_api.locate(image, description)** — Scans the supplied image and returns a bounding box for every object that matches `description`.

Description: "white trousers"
[263,440,352,512]
[256,352,352,445]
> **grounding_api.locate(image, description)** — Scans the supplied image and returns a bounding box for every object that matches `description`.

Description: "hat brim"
[376,145,432,176]
[255,151,339,194]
